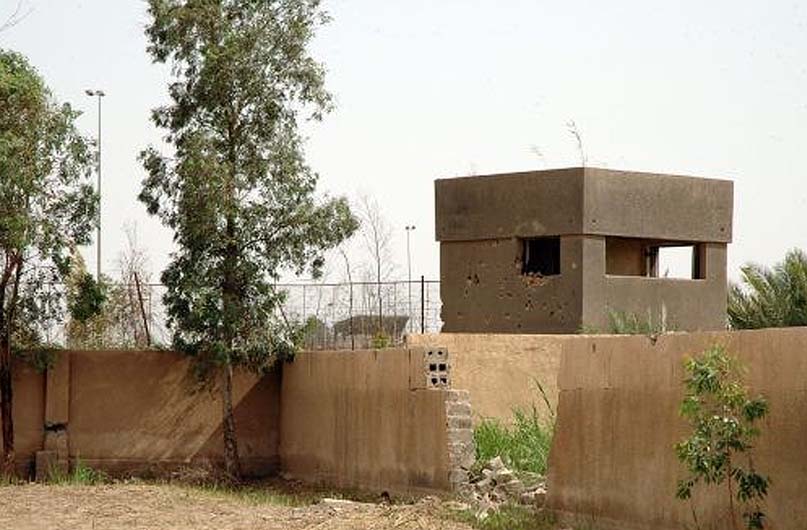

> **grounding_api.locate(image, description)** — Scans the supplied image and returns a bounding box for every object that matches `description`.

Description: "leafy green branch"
[675,345,770,530]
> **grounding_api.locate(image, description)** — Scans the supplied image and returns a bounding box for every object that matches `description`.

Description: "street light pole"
[85,89,105,281]
[405,225,415,332]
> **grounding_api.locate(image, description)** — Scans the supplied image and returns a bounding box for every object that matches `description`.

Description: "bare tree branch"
[0,1,32,33]
[566,119,587,167]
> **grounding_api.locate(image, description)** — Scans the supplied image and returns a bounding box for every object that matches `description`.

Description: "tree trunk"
[0,334,14,476]
[220,360,241,481]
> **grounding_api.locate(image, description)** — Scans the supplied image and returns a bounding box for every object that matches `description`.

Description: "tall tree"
[0,49,96,473]
[140,1,358,479]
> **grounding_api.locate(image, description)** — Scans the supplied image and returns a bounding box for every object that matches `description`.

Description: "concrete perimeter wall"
[0,359,46,475]
[408,333,565,424]
[3,350,281,478]
[412,329,807,529]
[279,348,471,494]
[67,351,281,476]
[547,328,807,530]
[3,347,470,494]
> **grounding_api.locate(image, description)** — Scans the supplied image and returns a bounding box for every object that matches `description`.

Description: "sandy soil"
[0,483,474,530]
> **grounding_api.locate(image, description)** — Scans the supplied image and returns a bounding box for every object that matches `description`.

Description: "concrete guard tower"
[435,167,733,333]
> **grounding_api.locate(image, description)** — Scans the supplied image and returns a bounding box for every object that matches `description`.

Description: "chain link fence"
[280,279,442,350]
[82,279,442,350]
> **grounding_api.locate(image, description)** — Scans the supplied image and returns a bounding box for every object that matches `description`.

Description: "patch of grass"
[451,504,559,530]
[0,473,20,486]
[47,459,108,485]
[581,310,675,336]
[606,310,671,336]
[187,482,323,507]
[473,379,555,476]
[474,404,553,476]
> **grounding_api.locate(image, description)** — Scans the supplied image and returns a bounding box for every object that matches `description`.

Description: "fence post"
[420,275,425,334]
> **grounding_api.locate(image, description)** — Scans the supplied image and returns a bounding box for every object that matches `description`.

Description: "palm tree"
[728,249,807,329]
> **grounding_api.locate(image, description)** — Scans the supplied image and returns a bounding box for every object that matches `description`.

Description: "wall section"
[440,237,585,334]
[547,328,807,530]
[0,359,46,476]
[67,350,281,476]
[279,348,453,493]
[408,333,564,424]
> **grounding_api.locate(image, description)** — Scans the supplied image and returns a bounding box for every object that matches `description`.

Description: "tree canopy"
[140,0,358,477]
[728,249,807,329]
[0,49,96,472]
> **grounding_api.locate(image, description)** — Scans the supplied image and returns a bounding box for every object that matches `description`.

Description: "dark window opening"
[522,237,560,276]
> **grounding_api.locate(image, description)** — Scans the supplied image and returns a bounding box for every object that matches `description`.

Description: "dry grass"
[0,482,477,530]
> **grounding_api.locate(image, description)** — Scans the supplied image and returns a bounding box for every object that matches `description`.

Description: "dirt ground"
[0,483,477,530]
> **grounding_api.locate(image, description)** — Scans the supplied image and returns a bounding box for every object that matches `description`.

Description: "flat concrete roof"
[435,167,733,243]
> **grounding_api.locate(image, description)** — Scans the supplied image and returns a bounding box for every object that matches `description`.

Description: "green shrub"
[675,345,770,529]
[579,310,673,335]
[728,248,807,329]
[48,459,108,485]
[607,309,670,335]
[474,404,553,476]
[371,332,391,349]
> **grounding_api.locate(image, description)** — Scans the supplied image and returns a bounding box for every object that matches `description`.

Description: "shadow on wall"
[57,351,281,477]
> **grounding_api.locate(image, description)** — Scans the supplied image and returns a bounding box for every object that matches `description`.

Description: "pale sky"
[3,0,806,285]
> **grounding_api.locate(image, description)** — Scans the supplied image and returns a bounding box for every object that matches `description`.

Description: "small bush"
[675,345,770,529]
[48,459,108,486]
[371,332,391,349]
[607,310,670,335]
[474,404,553,476]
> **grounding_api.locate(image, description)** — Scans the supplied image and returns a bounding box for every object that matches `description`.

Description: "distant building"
[434,167,733,333]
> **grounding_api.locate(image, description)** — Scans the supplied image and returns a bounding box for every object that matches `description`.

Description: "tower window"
[522,237,560,276]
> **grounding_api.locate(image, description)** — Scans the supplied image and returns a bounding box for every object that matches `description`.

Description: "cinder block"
[447,402,472,417]
[408,347,451,390]
[447,416,472,429]
[444,389,470,403]
[447,427,474,444]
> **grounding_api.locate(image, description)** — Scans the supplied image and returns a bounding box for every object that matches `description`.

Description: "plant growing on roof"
[139,0,358,480]
[675,345,770,529]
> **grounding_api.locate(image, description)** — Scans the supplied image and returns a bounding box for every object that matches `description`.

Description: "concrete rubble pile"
[468,456,547,519]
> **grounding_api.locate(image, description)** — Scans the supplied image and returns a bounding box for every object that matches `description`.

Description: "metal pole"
[349,281,355,350]
[405,225,415,332]
[420,275,425,334]
[96,94,101,281]
[86,89,105,281]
